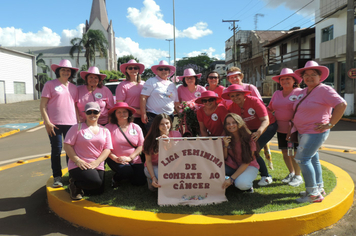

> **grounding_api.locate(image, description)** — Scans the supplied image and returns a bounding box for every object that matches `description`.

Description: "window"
[14,82,26,94]
[280,43,287,55]
[321,25,333,42]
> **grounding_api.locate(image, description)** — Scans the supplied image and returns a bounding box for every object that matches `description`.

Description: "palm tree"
[69,29,109,69]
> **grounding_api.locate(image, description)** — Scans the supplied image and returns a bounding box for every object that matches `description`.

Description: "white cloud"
[127,0,212,39]
[60,24,85,46]
[0,26,61,46]
[262,0,316,16]
[115,37,168,68]
[185,47,225,60]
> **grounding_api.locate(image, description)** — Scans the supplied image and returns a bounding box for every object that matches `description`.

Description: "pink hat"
[108,102,136,115]
[51,59,78,73]
[80,66,107,81]
[195,91,222,104]
[151,60,176,77]
[221,84,251,100]
[272,68,302,84]
[177,68,202,81]
[294,61,329,82]
[120,59,145,74]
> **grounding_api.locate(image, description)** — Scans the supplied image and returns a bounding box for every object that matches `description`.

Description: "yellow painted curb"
[47,161,354,236]
[0,129,20,139]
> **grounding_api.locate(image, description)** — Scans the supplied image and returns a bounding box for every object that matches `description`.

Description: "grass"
[62,151,337,215]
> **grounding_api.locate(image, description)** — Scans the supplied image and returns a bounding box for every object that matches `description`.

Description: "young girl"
[221,113,260,192]
[143,114,181,191]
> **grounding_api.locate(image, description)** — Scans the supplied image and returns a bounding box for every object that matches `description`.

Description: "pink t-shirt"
[267,88,303,133]
[41,79,78,125]
[77,85,114,125]
[106,122,144,164]
[115,81,144,117]
[225,139,259,170]
[205,85,225,97]
[293,84,345,134]
[178,85,206,102]
[64,123,113,171]
[228,96,276,130]
[146,130,182,166]
[222,83,263,107]
[196,104,228,136]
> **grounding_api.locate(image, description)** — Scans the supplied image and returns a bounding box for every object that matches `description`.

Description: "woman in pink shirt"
[222,84,277,186]
[177,68,206,102]
[196,91,228,136]
[221,113,259,192]
[77,67,114,125]
[116,59,146,135]
[40,59,79,188]
[106,102,146,187]
[205,71,225,97]
[143,114,182,191]
[268,68,303,187]
[290,61,347,203]
[64,102,112,200]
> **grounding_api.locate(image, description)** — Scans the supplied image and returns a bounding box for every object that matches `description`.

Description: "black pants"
[69,168,105,195]
[106,159,146,186]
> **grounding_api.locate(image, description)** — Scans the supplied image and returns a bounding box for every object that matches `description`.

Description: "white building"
[0,47,37,104]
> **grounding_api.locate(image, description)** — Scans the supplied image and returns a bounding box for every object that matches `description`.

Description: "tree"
[27,51,51,91]
[69,29,108,69]
[141,68,154,80]
[117,55,140,70]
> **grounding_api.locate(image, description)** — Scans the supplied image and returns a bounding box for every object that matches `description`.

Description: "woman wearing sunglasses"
[64,102,112,200]
[196,91,228,136]
[205,71,225,97]
[177,68,206,102]
[77,67,114,125]
[140,60,179,131]
[116,59,146,134]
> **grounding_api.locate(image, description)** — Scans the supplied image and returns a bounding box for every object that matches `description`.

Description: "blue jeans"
[295,130,330,196]
[48,125,72,177]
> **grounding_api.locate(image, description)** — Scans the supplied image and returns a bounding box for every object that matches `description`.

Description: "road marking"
[27,125,45,132]
[0,151,65,166]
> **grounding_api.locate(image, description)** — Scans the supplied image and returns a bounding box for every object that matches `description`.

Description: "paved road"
[0,100,355,235]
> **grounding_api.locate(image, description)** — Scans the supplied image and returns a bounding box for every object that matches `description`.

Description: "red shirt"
[205,85,225,97]
[196,104,228,136]
[228,96,276,130]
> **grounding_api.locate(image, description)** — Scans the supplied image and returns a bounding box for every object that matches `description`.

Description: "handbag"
[117,124,137,149]
[287,84,320,143]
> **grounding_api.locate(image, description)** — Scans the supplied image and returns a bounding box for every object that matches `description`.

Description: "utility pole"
[223,20,239,67]
[166,39,173,65]
[345,0,355,115]
[173,0,176,80]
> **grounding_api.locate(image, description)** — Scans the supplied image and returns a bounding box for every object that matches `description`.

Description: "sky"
[0,0,317,68]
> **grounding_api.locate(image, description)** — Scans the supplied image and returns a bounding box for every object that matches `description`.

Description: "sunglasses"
[202,98,216,103]
[208,76,218,79]
[157,68,170,71]
[127,67,139,70]
[85,110,100,115]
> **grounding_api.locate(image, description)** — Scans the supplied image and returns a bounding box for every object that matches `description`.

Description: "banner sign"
[158,137,228,206]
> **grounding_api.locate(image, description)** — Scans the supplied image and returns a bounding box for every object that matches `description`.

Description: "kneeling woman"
[64,102,112,200]
[106,102,146,187]
[143,114,181,191]
[221,113,259,192]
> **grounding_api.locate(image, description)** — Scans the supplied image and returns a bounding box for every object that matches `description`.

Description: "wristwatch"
[327,123,334,128]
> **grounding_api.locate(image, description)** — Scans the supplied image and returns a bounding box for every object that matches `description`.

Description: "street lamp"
[166,39,173,65]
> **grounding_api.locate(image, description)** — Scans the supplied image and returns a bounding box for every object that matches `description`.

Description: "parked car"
[105,80,124,102]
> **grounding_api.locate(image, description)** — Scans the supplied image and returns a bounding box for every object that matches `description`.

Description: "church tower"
[85,0,117,71]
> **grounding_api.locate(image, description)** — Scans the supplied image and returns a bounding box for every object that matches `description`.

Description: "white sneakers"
[288,175,304,187]
[258,176,273,186]
[53,176,63,188]
[281,173,295,183]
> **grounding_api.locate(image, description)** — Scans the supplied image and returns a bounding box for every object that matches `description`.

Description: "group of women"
[41,58,346,204]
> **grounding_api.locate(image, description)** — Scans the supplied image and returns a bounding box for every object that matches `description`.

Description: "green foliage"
[100,70,125,84]
[117,55,140,70]
[141,68,155,80]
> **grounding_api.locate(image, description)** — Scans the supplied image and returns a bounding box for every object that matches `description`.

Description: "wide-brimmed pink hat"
[108,102,136,115]
[221,84,251,100]
[195,91,222,104]
[178,68,202,81]
[151,60,176,77]
[294,60,329,82]
[80,66,107,81]
[51,59,78,73]
[272,68,302,84]
[120,59,145,74]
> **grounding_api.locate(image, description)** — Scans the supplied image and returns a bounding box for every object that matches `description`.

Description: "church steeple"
[88,0,109,30]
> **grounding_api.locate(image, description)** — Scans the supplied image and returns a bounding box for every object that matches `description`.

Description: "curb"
[47,160,354,236]
[0,121,43,139]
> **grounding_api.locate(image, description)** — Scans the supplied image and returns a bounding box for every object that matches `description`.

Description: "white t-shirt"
[141,76,178,115]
